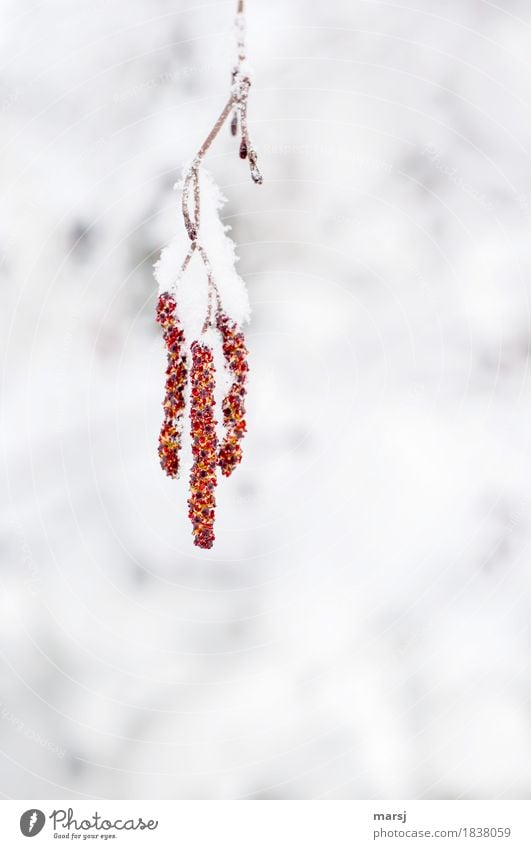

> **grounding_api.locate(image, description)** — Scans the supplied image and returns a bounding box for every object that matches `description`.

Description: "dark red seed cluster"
[156,292,187,478]
[216,312,248,477]
[188,342,218,549]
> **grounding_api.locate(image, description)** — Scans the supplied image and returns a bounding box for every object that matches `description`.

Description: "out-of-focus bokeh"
[1,0,531,799]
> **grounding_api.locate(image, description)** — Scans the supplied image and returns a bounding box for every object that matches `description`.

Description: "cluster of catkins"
[155,1,259,549]
[156,292,248,549]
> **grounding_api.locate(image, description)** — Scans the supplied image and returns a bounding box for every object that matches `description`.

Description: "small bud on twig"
[250,163,262,184]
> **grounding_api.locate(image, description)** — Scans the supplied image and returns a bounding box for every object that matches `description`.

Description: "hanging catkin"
[188,343,218,549]
[156,292,187,479]
[217,312,248,477]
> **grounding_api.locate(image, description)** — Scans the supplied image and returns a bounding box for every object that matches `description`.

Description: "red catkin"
[188,342,218,549]
[156,292,187,478]
[216,312,248,477]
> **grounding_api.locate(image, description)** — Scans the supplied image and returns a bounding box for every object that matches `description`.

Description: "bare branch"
[181,0,262,248]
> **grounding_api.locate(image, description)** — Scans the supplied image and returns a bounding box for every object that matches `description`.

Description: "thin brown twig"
[175,242,197,286]
[179,0,262,330]
[197,245,221,333]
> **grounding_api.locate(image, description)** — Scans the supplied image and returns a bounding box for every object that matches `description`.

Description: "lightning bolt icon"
[28,811,38,833]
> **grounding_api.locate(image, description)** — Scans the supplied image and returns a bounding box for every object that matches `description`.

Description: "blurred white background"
[1,0,531,799]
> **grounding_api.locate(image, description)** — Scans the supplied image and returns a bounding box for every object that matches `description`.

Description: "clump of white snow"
[154,168,250,342]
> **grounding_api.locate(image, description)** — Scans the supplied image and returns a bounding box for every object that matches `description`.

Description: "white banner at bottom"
[1,800,530,847]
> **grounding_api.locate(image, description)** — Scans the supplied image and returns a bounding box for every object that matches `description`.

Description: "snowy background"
[2,0,531,799]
